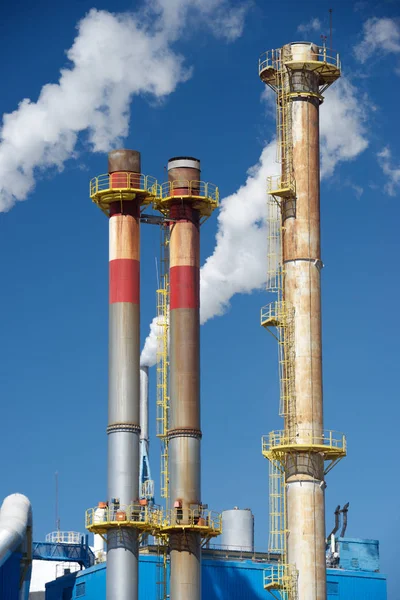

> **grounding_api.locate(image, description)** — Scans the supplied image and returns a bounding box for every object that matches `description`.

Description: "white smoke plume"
[0,0,247,212]
[200,143,275,323]
[140,75,370,366]
[141,315,165,370]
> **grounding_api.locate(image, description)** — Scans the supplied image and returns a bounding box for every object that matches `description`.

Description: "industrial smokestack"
[280,44,328,598]
[167,156,202,600]
[140,366,149,450]
[260,42,345,600]
[87,149,158,600]
[107,148,141,600]
[139,365,154,501]
[150,157,218,599]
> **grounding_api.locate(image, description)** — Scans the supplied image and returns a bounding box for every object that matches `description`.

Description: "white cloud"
[354,17,400,63]
[0,0,248,212]
[297,17,322,35]
[377,147,400,196]
[148,0,248,42]
[320,77,369,177]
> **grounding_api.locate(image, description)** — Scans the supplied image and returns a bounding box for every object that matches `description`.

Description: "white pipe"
[0,493,32,600]
[140,366,149,443]
[0,493,31,567]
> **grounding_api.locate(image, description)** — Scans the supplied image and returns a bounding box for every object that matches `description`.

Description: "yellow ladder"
[276,49,294,193]
[263,55,298,591]
[156,536,169,600]
[266,196,282,293]
[276,303,296,435]
[156,223,170,503]
[266,458,299,599]
[268,459,286,555]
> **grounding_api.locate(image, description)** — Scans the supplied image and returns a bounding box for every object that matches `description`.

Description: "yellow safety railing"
[85,503,162,529]
[264,564,298,593]
[262,430,346,453]
[158,180,219,204]
[259,45,341,75]
[90,173,158,198]
[161,509,222,534]
[261,301,288,327]
[267,175,295,198]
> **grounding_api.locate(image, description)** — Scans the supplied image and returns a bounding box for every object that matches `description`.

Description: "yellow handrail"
[85,503,162,528]
[89,173,158,198]
[262,429,346,453]
[259,45,341,75]
[161,508,222,532]
[158,180,219,204]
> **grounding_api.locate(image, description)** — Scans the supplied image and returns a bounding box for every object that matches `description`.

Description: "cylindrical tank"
[220,508,254,552]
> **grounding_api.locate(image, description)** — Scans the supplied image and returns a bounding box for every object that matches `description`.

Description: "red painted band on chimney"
[170,266,199,309]
[109,201,140,218]
[109,259,139,304]
[169,203,200,225]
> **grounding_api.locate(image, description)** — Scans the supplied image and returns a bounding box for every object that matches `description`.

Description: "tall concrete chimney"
[167,157,202,600]
[107,149,141,600]
[259,43,346,599]
[153,157,220,600]
[88,150,157,600]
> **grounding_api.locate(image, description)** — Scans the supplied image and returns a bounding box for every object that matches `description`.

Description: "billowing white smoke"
[200,143,276,322]
[140,75,370,366]
[0,0,247,211]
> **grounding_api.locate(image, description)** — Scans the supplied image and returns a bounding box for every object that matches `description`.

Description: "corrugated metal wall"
[45,571,77,600]
[45,556,387,600]
[0,552,21,600]
[203,559,265,599]
[338,538,380,572]
[327,569,387,600]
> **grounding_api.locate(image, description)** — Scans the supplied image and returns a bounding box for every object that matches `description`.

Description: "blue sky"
[1,0,400,597]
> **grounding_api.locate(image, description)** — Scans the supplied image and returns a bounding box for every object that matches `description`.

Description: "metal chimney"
[140,365,154,501]
[88,149,157,600]
[259,43,346,599]
[153,157,220,600]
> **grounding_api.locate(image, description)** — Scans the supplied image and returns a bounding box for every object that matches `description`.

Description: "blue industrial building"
[0,552,21,600]
[45,543,387,600]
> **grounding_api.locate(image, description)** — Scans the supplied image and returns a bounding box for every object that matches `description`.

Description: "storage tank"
[220,508,254,552]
